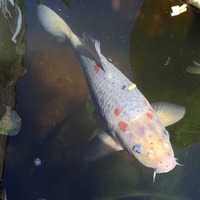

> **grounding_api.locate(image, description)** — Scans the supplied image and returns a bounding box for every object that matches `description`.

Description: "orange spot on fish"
[114,108,120,116]
[147,113,153,120]
[118,121,128,132]
[94,65,100,74]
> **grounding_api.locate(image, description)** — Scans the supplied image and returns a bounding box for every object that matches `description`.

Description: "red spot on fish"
[147,113,153,120]
[114,108,120,116]
[94,65,100,74]
[143,100,147,105]
[118,121,128,132]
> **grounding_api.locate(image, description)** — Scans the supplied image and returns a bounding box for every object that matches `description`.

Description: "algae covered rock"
[0,105,21,136]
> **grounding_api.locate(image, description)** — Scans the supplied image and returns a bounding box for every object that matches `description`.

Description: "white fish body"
[37,5,186,181]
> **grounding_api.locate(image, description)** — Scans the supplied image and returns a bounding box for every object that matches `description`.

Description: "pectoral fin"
[151,102,186,127]
[82,131,123,161]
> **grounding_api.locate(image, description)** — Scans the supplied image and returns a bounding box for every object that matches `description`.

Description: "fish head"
[127,117,178,178]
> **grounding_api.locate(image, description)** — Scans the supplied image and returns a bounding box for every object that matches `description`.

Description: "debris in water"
[171,4,187,16]
[34,158,41,166]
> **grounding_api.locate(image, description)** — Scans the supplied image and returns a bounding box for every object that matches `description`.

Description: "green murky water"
[1,0,200,199]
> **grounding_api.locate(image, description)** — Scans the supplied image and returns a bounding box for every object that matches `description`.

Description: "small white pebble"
[34,158,41,166]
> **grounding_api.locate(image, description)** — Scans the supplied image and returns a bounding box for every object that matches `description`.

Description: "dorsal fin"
[81,32,102,67]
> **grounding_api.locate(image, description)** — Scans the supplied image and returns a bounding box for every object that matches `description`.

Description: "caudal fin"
[37,4,81,47]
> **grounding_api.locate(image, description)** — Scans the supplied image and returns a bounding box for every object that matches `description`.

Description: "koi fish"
[37,5,186,182]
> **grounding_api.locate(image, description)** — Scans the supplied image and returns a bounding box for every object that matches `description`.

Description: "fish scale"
[79,49,147,112]
[37,4,186,182]
[77,50,152,146]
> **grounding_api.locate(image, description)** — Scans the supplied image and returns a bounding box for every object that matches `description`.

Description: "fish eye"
[162,129,169,139]
[133,144,142,154]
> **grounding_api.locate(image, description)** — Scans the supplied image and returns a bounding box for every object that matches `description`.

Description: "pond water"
[1,0,200,199]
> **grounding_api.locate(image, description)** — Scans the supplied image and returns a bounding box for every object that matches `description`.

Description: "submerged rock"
[0,105,21,136]
[0,188,7,200]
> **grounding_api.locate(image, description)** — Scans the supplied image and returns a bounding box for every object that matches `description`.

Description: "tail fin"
[37,4,81,47]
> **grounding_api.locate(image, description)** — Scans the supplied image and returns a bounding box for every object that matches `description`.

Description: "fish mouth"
[155,161,177,174]
[155,156,180,173]
[153,161,176,183]
[153,158,183,183]
[152,165,176,183]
